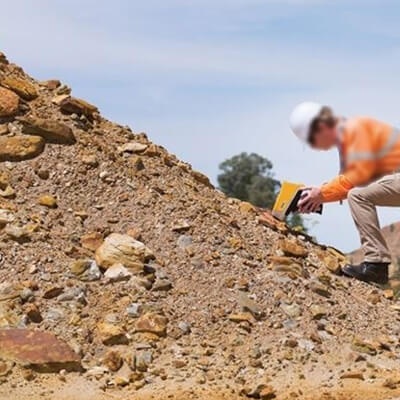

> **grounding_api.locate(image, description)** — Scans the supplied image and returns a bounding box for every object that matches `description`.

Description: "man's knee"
[347,187,366,205]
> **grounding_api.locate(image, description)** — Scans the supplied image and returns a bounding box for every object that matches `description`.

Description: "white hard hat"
[289,102,323,143]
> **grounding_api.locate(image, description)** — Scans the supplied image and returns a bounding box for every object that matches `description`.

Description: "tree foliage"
[217,152,307,231]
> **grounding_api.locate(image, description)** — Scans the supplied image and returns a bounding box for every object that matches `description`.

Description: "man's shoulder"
[344,116,387,137]
[345,116,375,131]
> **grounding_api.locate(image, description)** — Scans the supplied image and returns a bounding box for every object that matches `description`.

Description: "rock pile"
[0,51,400,400]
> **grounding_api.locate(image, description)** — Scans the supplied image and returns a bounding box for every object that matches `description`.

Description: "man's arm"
[320,157,376,203]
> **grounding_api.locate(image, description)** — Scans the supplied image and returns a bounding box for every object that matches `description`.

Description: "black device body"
[286,189,323,216]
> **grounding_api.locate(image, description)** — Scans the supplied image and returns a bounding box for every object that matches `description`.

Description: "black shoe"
[342,262,389,284]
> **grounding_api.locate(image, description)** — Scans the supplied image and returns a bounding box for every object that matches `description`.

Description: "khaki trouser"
[347,172,400,263]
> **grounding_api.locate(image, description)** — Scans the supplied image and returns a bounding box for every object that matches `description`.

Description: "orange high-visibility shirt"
[321,117,400,203]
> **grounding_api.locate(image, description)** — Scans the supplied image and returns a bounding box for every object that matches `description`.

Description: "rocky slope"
[1,52,400,400]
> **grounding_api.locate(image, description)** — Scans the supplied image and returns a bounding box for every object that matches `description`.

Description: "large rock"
[59,96,98,119]
[0,77,38,100]
[0,87,19,117]
[95,233,154,272]
[19,116,75,144]
[0,136,44,162]
[0,329,81,372]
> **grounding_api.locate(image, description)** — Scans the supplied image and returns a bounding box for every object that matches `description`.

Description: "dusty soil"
[0,51,400,400]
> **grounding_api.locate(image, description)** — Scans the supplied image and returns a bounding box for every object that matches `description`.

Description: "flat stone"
[19,116,75,144]
[0,329,81,372]
[172,220,191,232]
[59,96,98,119]
[42,286,63,299]
[95,233,154,272]
[228,313,254,324]
[340,371,364,380]
[1,77,38,100]
[0,136,44,162]
[117,142,148,154]
[0,87,19,117]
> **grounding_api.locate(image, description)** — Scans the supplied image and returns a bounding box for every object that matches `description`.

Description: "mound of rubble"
[1,52,400,400]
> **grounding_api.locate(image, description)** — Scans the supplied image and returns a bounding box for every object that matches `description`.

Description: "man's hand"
[298,186,323,214]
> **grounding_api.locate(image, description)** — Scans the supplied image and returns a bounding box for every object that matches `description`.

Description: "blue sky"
[2,0,400,252]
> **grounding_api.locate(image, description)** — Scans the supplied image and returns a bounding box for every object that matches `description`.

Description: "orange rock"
[97,322,128,346]
[38,195,57,208]
[278,239,308,257]
[135,313,168,336]
[0,136,44,162]
[0,329,81,372]
[20,115,75,144]
[1,77,38,100]
[383,289,394,300]
[0,87,19,117]
[60,96,98,119]
[239,201,256,214]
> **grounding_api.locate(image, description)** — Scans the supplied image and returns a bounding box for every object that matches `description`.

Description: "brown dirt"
[0,51,400,400]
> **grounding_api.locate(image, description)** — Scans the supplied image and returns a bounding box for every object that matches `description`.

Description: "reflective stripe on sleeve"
[346,128,400,163]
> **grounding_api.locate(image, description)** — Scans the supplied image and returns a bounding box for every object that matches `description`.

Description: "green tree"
[217,152,307,231]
